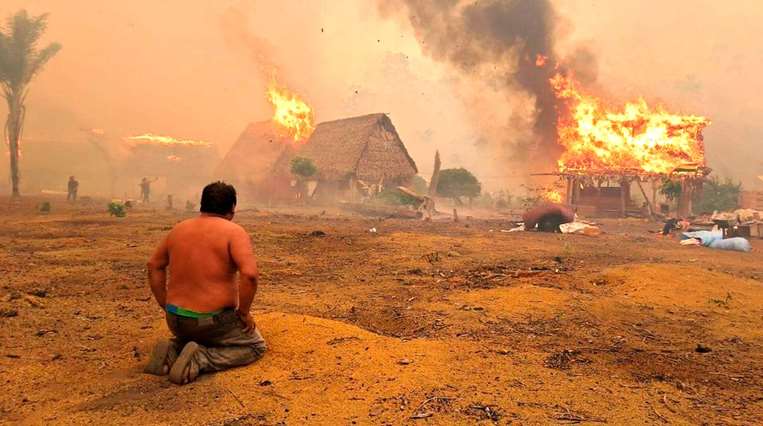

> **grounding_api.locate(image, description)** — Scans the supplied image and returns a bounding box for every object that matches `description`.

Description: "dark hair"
[200,181,237,215]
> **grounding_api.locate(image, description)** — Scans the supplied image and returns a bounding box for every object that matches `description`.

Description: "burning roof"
[215,121,295,185]
[267,81,315,142]
[550,73,710,177]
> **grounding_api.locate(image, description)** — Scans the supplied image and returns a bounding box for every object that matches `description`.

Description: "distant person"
[140,177,158,203]
[67,176,79,202]
[144,181,265,385]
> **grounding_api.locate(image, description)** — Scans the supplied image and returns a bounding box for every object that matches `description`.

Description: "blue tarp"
[681,230,752,252]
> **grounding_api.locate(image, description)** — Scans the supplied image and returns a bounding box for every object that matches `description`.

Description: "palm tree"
[0,10,61,197]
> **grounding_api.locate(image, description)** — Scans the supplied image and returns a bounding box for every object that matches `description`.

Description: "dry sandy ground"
[0,200,762,425]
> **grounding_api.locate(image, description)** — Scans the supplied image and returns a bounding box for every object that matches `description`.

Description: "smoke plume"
[379,0,597,168]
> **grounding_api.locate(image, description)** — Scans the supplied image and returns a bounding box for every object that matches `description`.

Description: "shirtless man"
[144,181,266,384]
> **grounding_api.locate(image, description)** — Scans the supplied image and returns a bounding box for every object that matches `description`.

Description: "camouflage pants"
[165,309,267,372]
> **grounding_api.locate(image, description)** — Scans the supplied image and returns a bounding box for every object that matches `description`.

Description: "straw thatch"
[300,113,417,183]
[215,121,295,186]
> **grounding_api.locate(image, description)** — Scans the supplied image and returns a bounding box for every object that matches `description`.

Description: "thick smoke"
[380,0,597,168]
[220,4,281,82]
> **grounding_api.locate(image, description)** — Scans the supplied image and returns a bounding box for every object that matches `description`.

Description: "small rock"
[447,251,461,257]
[695,344,712,353]
[0,308,18,318]
[29,289,47,298]
[307,230,327,237]
[51,353,63,361]
[398,358,413,365]
[2,291,21,302]
[259,379,272,386]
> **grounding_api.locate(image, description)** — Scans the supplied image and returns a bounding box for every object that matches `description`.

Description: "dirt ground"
[1,198,762,425]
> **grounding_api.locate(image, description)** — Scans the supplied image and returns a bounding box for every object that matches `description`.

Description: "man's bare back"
[161,216,256,311]
[148,214,258,328]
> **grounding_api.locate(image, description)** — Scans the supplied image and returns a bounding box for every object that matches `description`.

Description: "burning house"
[298,113,418,201]
[214,121,297,203]
[217,80,418,204]
[541,73,711,218]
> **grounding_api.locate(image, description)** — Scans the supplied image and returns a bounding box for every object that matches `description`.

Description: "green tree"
[659,179,682,201]
[290,157,317,202]
[410,175,428,195]
[0,10,61,197]
[290,156,317,179]
[436,168,481,204]
[695,177,741,213]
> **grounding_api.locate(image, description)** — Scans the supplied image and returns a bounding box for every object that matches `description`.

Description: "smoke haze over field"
[0,0,762,196]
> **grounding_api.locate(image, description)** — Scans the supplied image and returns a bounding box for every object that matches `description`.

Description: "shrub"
[290,157,317,179]
[108,202,126,217]
[695,177,741,213]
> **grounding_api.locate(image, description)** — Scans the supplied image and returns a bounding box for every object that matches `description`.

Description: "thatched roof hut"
[216,121,295,185]
[215,121,296,201]
[300,113,417,184]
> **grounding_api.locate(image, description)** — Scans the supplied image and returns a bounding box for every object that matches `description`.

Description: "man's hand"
[236,310,256,333]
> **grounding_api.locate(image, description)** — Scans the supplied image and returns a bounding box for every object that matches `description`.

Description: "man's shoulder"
[175,216,247,234]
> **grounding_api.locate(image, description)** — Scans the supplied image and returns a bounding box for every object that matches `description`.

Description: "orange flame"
[127,134,211,147]
[551,73,710,175]
[267,82,315,142]
[535,54,547,67]
[542,189,563,203]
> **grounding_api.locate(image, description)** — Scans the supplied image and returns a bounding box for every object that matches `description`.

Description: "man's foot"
[143,339,178,376]
[169,342,201,385]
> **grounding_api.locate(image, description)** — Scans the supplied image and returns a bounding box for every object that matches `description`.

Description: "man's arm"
[230,226,258,331]
[147,236,170,308]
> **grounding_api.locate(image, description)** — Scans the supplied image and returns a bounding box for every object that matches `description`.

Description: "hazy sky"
[1,0,761,190]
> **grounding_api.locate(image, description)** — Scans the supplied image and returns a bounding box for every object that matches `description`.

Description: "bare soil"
[1,198,762,425]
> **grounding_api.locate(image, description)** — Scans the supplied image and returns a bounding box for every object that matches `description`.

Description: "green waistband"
[166,304,223,319]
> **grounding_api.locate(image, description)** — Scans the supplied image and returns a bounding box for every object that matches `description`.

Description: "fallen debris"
[466,404,501,421]
[560,222,601,236]
[544,349,591,370]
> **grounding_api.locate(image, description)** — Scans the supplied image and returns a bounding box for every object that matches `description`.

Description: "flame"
[551,73,710,175]
[267,82,315,141]
[535,54,547,67]
[542,189,563,203]
[127,134,211,147]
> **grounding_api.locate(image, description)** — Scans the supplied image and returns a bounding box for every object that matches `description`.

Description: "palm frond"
[0,10,59,90]
[25,42,61,84]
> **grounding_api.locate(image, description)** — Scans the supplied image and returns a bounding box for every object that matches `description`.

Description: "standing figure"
[140,177,158,203]
[67,176,79,202]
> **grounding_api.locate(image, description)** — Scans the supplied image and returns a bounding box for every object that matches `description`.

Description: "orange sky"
[1,0,762,190]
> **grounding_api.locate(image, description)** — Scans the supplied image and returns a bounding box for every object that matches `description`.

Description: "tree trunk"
[428,150,441,197]
[5,92,24,198]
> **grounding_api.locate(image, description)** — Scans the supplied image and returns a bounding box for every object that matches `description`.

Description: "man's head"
[200,181,237,219]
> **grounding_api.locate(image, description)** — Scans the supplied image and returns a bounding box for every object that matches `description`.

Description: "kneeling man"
[144,181,266,384]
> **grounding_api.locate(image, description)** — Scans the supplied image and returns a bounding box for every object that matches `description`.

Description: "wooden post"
[635,179,655,220]
[620,177,629,218]
[565,177,573,205]
[651,179,658,212]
